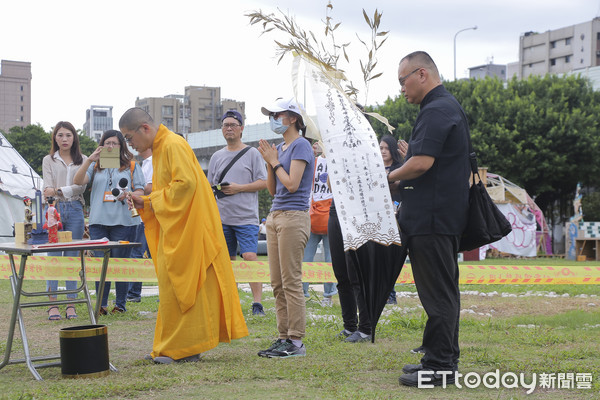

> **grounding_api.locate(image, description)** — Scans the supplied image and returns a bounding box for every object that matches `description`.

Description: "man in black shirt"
[388,51,470,387]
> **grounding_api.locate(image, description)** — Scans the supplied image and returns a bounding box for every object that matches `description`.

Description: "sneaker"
[320,297,333,307]
[267,339,306,358]
[345,330,372,343]
[410,345,425,354]
[402,363,457,374]
[336,329,353,339]
[252,302,266,316]
[127,296,141,303]
[386,294,397,305]
[258,339,286,357]
[399,369,456,387]
[402,363,423,374]
[111,306,125,314]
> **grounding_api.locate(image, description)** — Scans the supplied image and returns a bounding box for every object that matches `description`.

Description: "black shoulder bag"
[212,146,252,199]
[459,137,512,252]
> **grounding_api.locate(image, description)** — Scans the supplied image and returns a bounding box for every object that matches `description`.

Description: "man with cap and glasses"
[208,110,268,316]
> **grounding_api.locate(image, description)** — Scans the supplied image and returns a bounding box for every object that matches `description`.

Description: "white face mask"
[270,115,289,135]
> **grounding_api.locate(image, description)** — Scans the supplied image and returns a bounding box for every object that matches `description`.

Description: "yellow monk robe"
[139,124,248,360]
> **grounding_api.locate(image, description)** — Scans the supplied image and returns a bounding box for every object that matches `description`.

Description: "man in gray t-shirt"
[208,110,268,316]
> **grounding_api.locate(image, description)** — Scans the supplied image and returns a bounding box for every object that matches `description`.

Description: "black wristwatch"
[273,163,283,173]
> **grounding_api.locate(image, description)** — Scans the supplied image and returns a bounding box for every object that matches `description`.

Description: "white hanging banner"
[490,203,537,257]
[292,54,401,251]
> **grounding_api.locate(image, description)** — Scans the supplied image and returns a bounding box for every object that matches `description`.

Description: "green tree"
[258,189,273,221]
[78,132,98,155]
[582,192,600,221]
[368,74,600,225]
[5,124,51,175]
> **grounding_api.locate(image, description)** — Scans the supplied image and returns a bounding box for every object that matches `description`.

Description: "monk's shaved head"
[119,107,156,131]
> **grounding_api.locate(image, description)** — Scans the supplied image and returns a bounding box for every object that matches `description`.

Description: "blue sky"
[3,0,598,131]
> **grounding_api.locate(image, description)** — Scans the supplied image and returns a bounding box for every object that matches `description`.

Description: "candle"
[34,189,43,227]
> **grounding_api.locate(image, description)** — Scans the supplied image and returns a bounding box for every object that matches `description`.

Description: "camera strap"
[217,146,251,183]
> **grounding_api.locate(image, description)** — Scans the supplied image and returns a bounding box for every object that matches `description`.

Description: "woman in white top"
[42,121,87,321]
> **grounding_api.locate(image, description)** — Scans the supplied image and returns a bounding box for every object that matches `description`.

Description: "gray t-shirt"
[207,146,267,226]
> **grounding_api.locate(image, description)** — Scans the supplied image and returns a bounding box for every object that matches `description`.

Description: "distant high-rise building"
[83,105,113,142]
[135,85,244,134]
[0,60,32,133]
[511,18,600,79]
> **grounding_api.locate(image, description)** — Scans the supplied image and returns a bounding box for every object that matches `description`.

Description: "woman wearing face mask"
[257,97,314,359]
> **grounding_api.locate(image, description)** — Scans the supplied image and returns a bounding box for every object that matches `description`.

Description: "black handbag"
[211,146,251,199]
[459,147,512,252]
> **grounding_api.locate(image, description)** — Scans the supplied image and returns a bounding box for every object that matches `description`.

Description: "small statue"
[43,197,62,243]
[23,197,34,241]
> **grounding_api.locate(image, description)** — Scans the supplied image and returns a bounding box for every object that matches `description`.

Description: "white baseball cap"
[261,97,302,116]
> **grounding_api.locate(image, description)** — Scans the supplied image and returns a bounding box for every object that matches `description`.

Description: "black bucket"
[59,324,110,378]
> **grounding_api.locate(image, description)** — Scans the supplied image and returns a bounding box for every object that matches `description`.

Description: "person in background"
[207,110,268,316]
[258,218,267,240]
[257,97,314,358]
[380,134,404,305]
[390,51,470,387]
[42,121,87,320]
[302,140,337,306]
[127,148,153,303]
[73,130,144,315]
[122,107,248,364]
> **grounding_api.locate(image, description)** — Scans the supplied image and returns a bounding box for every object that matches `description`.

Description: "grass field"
[0,258,599,399]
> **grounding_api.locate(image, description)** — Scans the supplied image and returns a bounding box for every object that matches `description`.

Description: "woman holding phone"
[74,130,144,314]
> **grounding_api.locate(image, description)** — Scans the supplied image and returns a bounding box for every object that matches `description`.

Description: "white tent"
[0,132,43,242]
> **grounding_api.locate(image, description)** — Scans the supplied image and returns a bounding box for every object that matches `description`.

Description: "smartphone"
[99,147,120,169]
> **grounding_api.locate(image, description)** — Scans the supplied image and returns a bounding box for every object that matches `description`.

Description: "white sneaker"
[321,297,333,307]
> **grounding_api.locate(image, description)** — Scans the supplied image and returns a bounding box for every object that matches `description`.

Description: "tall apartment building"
[135,85,244,134]
[510,18,600,79]
[83,105,113,141]
[0,60,32,133]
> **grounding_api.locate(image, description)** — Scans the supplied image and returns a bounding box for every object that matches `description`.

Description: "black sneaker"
[386,294,397,305]
[267,339,306,358]
[402,363,423,374]
[402,363,458,374]
[252,302,266,316]
[344,331,372,343]
[410,345,425,354]
[127,296,141,303]
[258,339,286,357]
[399,369,456,387]
[336,329,353,339]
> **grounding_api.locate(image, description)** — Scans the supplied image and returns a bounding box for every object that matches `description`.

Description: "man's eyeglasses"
[222,123,241,129]
[398,67,421,87]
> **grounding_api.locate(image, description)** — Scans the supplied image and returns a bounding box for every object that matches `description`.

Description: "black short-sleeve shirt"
[398,85,470,237]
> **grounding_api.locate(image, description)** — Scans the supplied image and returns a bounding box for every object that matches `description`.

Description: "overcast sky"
[3,0,599,132]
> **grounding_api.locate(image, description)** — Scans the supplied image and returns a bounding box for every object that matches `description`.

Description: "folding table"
[0,240,139,380]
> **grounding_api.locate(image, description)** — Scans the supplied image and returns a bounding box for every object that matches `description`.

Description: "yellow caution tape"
[1,255,599,284]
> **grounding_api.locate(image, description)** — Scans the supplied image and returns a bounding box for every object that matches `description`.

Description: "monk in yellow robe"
[120,108,248,363]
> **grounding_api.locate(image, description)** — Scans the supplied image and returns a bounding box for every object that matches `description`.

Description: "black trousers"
[408,234,460,371]
[328,206,371,335]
